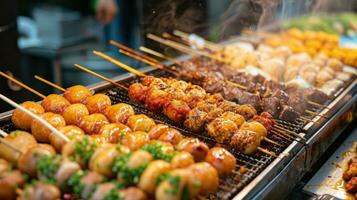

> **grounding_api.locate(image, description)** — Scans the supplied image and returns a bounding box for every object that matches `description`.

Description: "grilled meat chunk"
[279,105,300,123]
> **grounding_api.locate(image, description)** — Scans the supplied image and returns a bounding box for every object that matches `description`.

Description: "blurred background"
[0,0,357,112]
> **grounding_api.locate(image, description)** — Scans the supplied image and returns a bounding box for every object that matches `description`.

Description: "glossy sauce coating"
[11,101,45,130]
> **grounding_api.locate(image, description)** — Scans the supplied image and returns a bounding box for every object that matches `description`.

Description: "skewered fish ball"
[128,83,149,103]
[155,169,190,200]
[99,123,131,144]
[11,101,45,130]
[184,108,208,132]
[90,134,108,145]
[62,103,89,125]
[127,114,156,132]
[0,131,37,164]
[63,85,93,103]
[79,113,109,134]
[85,94,112,114]
[41,94,71,114]
[121,131,150,150]
[188,162,219,195]
[206,118,238,143]
[240,121,267,139]
[31,112,66,142]
[17,144,56,177]
[127,150,153,169]
[62,136,98,167]
[230,130,262,154]
[89,143,128,177]
[170,151,194,169]
[205,147,236,176]
[221,111,246,127]
[106,103,135,124]
[0,169,25,200]
[158,128,183,146]
[163,99,191,122]
[148,124,170,139]
[20,181,61,200]
[176,138,209,162]
[145,87,172,112]
[138,160,171,194]
[49,125,85,151]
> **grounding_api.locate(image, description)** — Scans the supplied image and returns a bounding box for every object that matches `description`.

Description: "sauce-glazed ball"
[17,144,56,177]
[79,113,109,134]
[85,94,112,114]
[139,160,171,194]
[158,128,183,146]
[128,83,149,104]
[11,101,45,130]
[49,125,85,151]
[240,121,267,139]
[187,162,219,196]
[176,138,209,162]
[230,130,262,154]
[121,131,150,150]
[170,151,194,169]
[0,131,37,164]
[31,112,66,142]
[106,103,135,124]
[62,103,89,125]
[99,123,131,143]
[148,124,170,140]
[156,169,190,200]
[63,85,92,103]
[0,170,25,200]
[127,114,156,132]
[205,147,236,176]
[20,182,61,200]
[41,94,70,114]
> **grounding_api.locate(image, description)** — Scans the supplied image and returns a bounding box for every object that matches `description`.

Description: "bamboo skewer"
[139,46,181,65]
[93,50,146,77]
[307,101,328,108]
[34,75,66,92]
[263,137,283,147]
[0,71,46,99]
[0,94,70,142]
[119,49,164,70]
[305,110,328,119]
[73,64,128,90]
[299,116,320,125]
[273,125,306,141]
[257,147,277,157]
[110,40,162,66]
[0,129,9,137]
[173,30,222,51]
[225,80,248,90]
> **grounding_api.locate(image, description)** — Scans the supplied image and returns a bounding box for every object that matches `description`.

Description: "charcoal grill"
[0,63,357,199]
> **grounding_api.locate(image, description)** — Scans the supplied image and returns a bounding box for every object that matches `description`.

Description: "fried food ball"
[155,169,190,200]
[128,83,149,103]
[0,131,37,164]
[0,170,25,200]
[240,121,267,139]
[148,124,170,140]
[99,123,131,144]
[11,101,45,130]
[106,103,135,124]
[175,138,209,162]
[230,130,262,154]
[121,131,150,150]
[221,111,246,127]
[49,125,85,152]
[188,162,219,195]
[79,113,109,134]
[170,151,194,169]
[62,103,89,125]
[31,112,66,142]
[127,114,156,132]
[163,100,191,122]
[158,128,183,146]
[138,160,171,194]
[235,105,257,120]
[145,87,172,112]
[85,94,112,114]
[127,150,153,169]
[63,85,92,104]
[41,94,70,114]
[206,118,238,143]
[17,144,55,177]
[205,147,236,176]
[120,187,147,200]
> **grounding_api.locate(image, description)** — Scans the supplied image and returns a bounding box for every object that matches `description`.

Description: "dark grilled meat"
[343,158,357,181]
[302,88,329,104]
[236,91,262,112]
[345,177,357,193]
[287,91,306,114]
[279,105,300,123]
[261,97,282,118]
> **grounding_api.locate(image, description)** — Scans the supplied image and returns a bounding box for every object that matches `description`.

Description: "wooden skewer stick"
[241,29,277,38]
[307,101,328,108]
[263,137,283,147]
[0,94,70,142]
[0,137,23,154]
[119,49,164,70]
[299,116,320,125]
[257,147,277,157]
[0,71,46,99]
[110,40,162,66]
[162,32,190,46]
[271,129,295,141]
[305,110,328,119]
[139,46,181,65]
[74,64,128,90]
[34,75,66,92]
[273,125,306,140]
[0,129,9,137]
[225,80,248,90]
[147,33,197,55]
[93,50,147,77]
